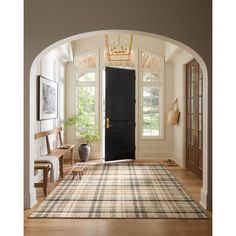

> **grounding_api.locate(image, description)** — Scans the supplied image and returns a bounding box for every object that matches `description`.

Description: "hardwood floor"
[24,159,212,236]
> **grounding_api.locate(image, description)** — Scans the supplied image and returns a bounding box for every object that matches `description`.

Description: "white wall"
[32,36,193,168]
[27,46,70,207]
[165,42,178,61]
[32,44,72,184]
[172,50,193,166]
[138,62,174,159]
[66,35,175,160]
[64,59,101,160]
[64,61,95,160]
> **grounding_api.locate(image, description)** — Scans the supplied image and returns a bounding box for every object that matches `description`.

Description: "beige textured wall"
[24,0,212,208]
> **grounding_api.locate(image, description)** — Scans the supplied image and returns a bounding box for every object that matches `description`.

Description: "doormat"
[30,163,207,218]
[163,159,179,167]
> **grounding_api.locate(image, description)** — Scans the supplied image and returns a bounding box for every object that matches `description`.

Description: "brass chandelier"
[105,34,133,61]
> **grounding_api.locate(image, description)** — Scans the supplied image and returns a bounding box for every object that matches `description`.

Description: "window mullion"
[142,68,162,73]
[142,81,161,87]
[77,81,96,87]
[78,68,96,73]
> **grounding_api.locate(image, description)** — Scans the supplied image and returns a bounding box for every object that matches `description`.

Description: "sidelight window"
[140,50,164,138]
[75,52,98,136]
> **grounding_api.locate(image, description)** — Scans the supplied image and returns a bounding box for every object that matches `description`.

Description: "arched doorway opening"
[25,30,210,210]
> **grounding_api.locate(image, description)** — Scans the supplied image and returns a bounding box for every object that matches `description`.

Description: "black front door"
[105,67,135,161]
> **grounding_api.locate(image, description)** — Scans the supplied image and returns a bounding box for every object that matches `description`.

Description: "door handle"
[106,117,113,128]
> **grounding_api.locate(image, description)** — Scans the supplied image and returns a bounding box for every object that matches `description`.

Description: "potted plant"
[64,114,99,162]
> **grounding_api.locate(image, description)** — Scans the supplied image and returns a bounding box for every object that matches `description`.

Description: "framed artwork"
[37,76,58,120]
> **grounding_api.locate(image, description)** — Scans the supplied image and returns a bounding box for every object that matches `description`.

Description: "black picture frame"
[37,76,58,120]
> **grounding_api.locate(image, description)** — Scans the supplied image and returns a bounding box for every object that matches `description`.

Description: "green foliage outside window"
[64,86,99,144]
[143,87,160,136]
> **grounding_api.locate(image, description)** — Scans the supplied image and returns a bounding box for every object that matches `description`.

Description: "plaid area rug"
[30,163,207,218]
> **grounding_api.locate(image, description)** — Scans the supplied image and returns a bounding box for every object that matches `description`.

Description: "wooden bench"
[34,127,75,185]
[34,163,50,196]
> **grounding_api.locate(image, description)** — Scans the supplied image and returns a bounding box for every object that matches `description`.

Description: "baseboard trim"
[200,188,212,210]
[89,156,101,160]
[24,190,37,209]
[137,151,173,159]
[172,153,184,167]
[72,151,101,161]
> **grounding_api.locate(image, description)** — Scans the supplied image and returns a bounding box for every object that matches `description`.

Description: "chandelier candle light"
[105,34,133,61]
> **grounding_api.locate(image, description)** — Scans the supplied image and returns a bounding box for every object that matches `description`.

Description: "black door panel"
[105,67,135,161]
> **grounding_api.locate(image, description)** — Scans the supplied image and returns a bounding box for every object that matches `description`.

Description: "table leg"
[59,155,64,178]
[43,166,49,196]
[70,148,74,166]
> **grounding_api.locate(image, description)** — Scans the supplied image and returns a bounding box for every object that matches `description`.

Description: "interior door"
[105,67,135,161]
[186,59,203,179]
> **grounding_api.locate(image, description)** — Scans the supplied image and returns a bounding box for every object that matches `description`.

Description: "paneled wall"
[32,47,71,182]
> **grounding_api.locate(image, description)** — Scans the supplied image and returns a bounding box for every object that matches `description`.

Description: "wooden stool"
[72,167,84,180]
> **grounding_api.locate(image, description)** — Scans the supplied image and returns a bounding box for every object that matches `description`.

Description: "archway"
[25,30,210,210]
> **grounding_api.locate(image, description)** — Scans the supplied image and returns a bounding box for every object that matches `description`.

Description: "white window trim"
[76,81,96,87]
[74,50,100,140]
[139,49,165,140]
[78,68,97,73]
